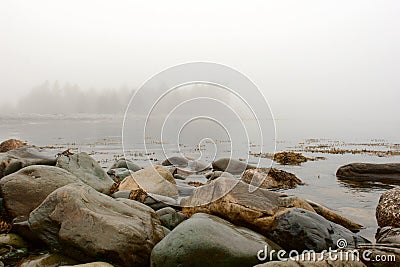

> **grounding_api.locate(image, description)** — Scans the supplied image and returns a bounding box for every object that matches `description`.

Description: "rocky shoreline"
[0,139,399,266]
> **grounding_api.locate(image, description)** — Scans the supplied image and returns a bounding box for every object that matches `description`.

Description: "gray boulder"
[156,207,186,230]
[0,165,80,219]
[108,158,141,172]
[151,213,282,267]
[212,158,255,174]
[56,152,114,194]
[266,208,370,252]
[0,147,56,178]
[29,183,164,267]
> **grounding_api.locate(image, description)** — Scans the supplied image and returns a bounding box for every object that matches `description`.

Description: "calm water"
[1,113,399,241]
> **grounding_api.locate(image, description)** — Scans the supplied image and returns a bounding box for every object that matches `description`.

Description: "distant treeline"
[6,81,132,114]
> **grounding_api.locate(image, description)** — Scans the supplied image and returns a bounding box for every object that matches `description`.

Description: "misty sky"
[1,0,399,119]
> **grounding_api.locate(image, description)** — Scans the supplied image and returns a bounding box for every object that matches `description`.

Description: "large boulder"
[266,208,370,252]
[212,158,255,174]
[151,213,282,267]
[0,139,26,153]
[0,147,56,178]
[118,165,178,198]
[28,183,164,267]
[0,165,80,219]
[56,152,114,194]
[181,177,315,235]
[336,163,400,183]
[241,168,303,189]
[376,187,400,228]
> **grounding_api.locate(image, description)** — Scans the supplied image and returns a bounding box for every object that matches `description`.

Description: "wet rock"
[212,158,255,174]
[0,139,27,153]
[17,253,78,267]
[127,188,179,211]
[336,163,400,183]
[241,168,303,189]
[29,183,164,267]
[162,156,190,167]
[181,177,315,235]
[151,213,282,267]
[56,152,114,194]
[376,187,400,227]
[0,165,80,218]
[108,158,141,172]
[306,199,364,231]
[376,226,400,244]
[254,251,367,267]
[106,168,131,182]
[267,208,370,253]
[0,147,56,178]
[156,207,186,230]
[205,170,224,180]
[118,165,178,198]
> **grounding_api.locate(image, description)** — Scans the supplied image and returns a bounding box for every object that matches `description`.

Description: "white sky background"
[0,0,399,119]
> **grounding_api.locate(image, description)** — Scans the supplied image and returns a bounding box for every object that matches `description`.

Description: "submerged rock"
[0,165,80,218]
[56,152,114,194]
[376,187,400,228]
[29,183,164,267]
[151,213,282,267]
[336,163,400,183]
[241,168,303,189]
[0,139,27,153]
[181,177,314,235]
[306,199,364,231]
[0,147,56,178]
[267,208,370,252]
[118,165,178,198]
[212,158,255,174]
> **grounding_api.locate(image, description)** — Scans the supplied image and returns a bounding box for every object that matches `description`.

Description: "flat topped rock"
[0,146,56,178]
[336,163,400,183]
[212,158,256,174]
[181,177,314,235]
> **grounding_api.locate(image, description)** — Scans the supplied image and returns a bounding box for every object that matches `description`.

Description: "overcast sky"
[0,0,399,119]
